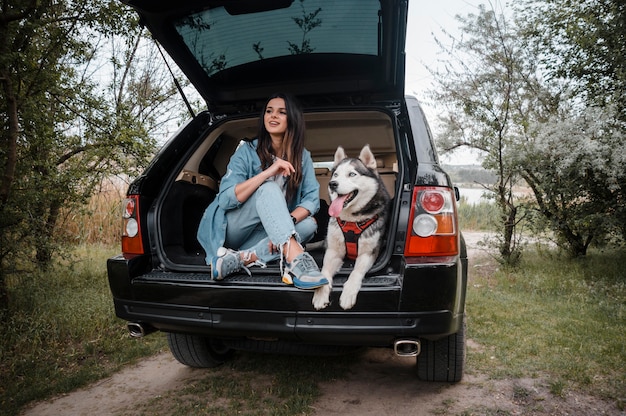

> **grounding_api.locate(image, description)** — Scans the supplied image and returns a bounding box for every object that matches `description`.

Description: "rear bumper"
[114,298,462,346]
[108,253,467,347]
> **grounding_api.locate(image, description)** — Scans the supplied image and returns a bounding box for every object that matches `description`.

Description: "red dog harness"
[336,215,379,260]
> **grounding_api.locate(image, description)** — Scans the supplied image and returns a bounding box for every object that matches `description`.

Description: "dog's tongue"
[329,194,348,217]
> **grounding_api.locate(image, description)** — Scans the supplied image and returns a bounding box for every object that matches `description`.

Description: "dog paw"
[339,278,363,310]
[339,288,358,310]
[312,285,331,310]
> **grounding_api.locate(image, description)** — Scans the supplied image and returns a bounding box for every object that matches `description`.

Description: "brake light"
[121,195,144,255]
[404,186,458,258]
[421,191,445,213]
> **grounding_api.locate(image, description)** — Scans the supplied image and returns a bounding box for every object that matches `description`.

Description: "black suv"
[108,0,468,382]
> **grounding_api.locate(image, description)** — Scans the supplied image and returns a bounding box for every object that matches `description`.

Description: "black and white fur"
[313,145,390,310]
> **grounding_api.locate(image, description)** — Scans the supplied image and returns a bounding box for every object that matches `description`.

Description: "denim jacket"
[197,139,320,265]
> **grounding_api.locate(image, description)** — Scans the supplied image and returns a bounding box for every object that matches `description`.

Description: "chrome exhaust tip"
[394,339,421,357]
[127,322,154,338]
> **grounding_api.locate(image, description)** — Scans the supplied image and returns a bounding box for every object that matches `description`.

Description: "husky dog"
[313,145,390,310]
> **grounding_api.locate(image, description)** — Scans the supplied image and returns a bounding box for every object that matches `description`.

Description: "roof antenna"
[154,39,196,118]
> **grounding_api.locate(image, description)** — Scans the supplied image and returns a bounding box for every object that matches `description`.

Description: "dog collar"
[337,215,379,261]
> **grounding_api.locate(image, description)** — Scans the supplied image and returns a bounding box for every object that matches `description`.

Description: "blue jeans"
[224,182,317,264]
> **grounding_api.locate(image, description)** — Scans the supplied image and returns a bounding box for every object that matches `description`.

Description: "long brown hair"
[257,92,305,203]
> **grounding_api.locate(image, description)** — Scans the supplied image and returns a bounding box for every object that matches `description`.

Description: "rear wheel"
[167,333,234,368]
[416,318,466,382]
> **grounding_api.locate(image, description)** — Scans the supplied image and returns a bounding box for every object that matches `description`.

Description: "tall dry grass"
[61,176,129,246]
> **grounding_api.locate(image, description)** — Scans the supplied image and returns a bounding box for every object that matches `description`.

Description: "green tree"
[517,0,626,120]
[514,0,626,254]
[427,3,549,265]
[0,1,183,309]
[515,104,626,256]
[430,1,625,259]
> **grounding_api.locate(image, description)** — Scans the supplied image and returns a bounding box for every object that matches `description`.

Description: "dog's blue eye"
[349,172,356,177]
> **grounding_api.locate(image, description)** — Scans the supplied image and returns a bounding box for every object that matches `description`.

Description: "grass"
[457,200,500,231]
[0,245,166,416]
[466,247,626,403]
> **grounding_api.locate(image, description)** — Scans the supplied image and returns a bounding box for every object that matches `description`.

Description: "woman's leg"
[216,182,326,288]
[223,182,291,246]
[244,216,317,264]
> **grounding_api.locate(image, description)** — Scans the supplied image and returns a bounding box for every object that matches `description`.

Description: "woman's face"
[264,97,288,137]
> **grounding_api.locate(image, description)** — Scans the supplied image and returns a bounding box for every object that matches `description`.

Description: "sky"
[405,0,488,165]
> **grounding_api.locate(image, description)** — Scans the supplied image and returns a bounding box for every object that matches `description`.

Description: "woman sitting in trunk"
[197,92,328,290]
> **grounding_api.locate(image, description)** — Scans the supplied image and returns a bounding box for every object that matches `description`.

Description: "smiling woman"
[196,92,328,290]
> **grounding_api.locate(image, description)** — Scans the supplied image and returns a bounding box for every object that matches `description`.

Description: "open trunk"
[155,108,401,278]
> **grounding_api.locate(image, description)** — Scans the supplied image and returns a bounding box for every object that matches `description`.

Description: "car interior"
[159,109,399,267]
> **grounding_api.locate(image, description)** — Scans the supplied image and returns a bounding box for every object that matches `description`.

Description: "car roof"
[122,0,408,111]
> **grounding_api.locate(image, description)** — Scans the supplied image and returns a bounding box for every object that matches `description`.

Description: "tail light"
[121,195,144,255]
[404,186,458,262]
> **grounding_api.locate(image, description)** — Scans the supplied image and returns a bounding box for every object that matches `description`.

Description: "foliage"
[457,200,500,232]
[428,3,543,265]
[468,247,626,403]
[513,0,626,255]
[515,104,626,256]
[516,0,626,120]
[429,0,625,259]
[0,1,187,309]
[61,177,127,246]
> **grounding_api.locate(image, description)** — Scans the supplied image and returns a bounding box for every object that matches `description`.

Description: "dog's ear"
[333,146,346,167]
[359,145,377,170]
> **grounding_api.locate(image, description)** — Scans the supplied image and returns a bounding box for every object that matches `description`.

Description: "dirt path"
[22,348,619,416]
[22,348,620,416]
[21,353,195,416]
[22,233,622,415]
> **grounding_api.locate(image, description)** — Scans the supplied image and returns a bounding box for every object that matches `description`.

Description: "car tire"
[416,317,466,382]
[167,332,234,368]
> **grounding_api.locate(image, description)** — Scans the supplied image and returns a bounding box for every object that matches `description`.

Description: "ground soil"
[22,233,624,416]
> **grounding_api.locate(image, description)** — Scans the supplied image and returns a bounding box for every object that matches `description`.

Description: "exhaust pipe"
[394,339,421,357]
[127,322,156,338]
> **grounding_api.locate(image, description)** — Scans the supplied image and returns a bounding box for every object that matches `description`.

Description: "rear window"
[174,0,381,76]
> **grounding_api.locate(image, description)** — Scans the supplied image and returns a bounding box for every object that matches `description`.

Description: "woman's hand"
[234,157,294,203]
[267,157,295,177]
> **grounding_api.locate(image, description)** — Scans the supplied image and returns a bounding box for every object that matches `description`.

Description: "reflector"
[413,214,438,237]
[125,218,138,238]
